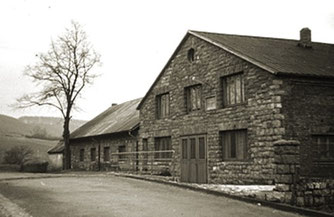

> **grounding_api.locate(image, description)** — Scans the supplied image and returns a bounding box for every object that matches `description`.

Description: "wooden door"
[180,135,207,183]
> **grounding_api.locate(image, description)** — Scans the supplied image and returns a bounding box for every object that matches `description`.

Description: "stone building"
[137,28,334,184]
[69,98,141,171]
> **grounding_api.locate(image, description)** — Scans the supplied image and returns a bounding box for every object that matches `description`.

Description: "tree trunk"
[63,116,71,170]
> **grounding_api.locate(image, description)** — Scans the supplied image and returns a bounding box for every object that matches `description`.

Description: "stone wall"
[281,77,334,177]
[272,139,334,212]
[70,132,137,171]
[139,34,287,184]
[296,178,334,212]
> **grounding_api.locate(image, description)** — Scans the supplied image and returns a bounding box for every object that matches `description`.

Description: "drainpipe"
[92,138,101,171]
[98,142,101,171]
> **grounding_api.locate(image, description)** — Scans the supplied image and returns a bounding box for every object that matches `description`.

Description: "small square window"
[206,96,216,111]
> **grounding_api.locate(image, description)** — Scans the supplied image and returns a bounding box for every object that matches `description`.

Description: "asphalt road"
[0,175,303,217]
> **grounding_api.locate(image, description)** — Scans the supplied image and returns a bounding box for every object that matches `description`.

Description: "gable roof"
[48,141,64,154]
[70,98,141,139]
[137,30,334,109]
[191,30,334,78]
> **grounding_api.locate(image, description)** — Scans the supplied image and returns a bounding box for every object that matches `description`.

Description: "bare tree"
[17,21,101,169]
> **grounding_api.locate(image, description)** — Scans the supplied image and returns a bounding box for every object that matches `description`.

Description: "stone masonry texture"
[138,34,334,184]
[139,35,286,184]
[70,132,138,171]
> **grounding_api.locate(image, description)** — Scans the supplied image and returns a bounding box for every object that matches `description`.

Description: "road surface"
[0,174,303,217]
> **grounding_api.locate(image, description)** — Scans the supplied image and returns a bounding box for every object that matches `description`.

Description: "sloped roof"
[137,30,334,109]
[70,98,141,139]
[48,141,64,154]
[190,30,334,78]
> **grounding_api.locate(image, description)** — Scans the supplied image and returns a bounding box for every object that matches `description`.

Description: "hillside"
[0,114,86,139]
[0,114,33,136]
[0,115,86,164]
[19,116,86,139]
[0,135,58,163]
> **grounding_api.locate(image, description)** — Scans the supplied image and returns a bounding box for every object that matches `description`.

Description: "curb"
[115,173,334,217]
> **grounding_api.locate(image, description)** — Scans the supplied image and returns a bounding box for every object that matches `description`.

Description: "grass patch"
[0,135,58,163]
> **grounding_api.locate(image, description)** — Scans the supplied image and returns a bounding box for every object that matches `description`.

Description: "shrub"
[159,167,171,176]
[21,159,49,173]
[3,145,33,165]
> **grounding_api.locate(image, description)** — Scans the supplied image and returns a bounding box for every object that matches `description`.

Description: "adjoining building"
[137,28,334,184]
[47,141,64,170]
[69,98,141,171]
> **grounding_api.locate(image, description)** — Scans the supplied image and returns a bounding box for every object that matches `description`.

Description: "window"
[118,145,126,160]
[90,148,96,161]
[185,85,202,112]
[222,73,245,106]
[314,135,334,161]
[206,96,216,111]
[79,149,84,162]
[221,130,248,160]
[155,137,172,159]
[103,147,110,162]
[181,136,206,160]
[187,48,195,62]
[156,93,170,119]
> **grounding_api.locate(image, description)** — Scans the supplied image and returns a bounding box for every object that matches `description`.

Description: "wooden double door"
[180,135,207,183]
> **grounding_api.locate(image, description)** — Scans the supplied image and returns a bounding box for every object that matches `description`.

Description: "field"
[0,135,58,163]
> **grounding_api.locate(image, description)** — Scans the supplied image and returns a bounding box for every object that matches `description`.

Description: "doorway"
[180,135,207,183]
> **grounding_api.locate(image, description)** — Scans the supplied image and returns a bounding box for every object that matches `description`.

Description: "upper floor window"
[221,129,248,161]
[314,135,334,161]
[185,84,202,112]
[156,93,170,119]
[221,73,245,107]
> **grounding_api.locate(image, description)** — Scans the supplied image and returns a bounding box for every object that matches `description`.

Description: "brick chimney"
[298,28,312,48]
[111,103,118,107]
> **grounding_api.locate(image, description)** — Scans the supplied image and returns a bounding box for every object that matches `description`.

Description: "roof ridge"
[188,30,334,46]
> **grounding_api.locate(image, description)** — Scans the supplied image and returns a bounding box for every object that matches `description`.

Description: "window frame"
[156,92,170,119]
[79,149,84,162]
[221,72,245,107]
[313,135,334,162]
[154,137,172,159]
[90,148,96,162]
[185,84,202,113]
[220,129,248,161]
[103,147,110,162]
[118,145,126,160]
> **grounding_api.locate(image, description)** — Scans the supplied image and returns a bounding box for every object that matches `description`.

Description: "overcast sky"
[1,0,334,121]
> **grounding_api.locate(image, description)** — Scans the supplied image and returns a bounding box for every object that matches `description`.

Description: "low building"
[137,28,334,184]
[47,141,64,170]
[69,98,141,171]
